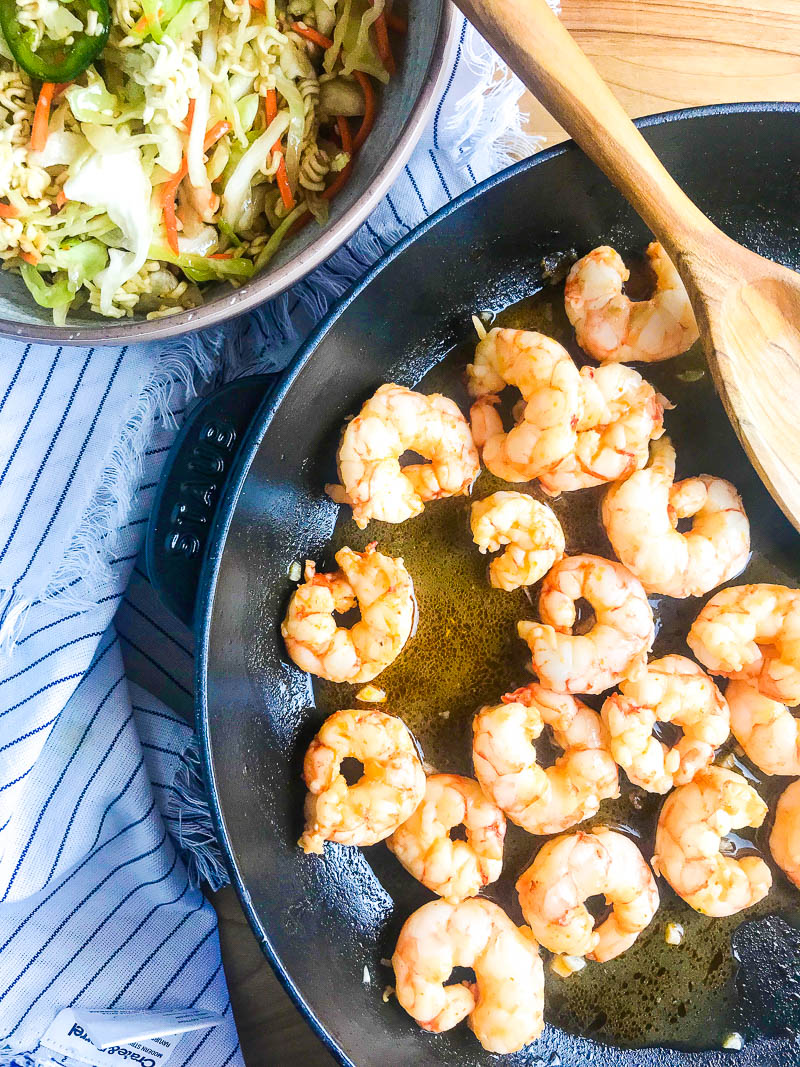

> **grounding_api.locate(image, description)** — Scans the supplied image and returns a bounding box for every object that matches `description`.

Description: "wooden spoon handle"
[454,0,718,257]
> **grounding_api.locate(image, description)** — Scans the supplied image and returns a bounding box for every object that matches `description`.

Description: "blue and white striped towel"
[0,20,540,1066]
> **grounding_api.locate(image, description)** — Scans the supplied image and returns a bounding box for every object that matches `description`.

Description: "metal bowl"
[0,2,458,346]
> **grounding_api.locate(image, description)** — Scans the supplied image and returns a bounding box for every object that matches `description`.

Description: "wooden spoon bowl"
[701,250,800,525]
[455,0,800,531]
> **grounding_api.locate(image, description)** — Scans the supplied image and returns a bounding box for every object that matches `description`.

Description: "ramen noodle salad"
[0,0,402,320]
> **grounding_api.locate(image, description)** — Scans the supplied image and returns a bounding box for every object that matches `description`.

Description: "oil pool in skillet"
[312,261,800,1051]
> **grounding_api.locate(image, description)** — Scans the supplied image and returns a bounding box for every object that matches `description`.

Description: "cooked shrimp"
[466,328,582,482]
[392,897,544,1054]
[564,242,699,364]
[516,828,659,962]
[602,437,750,598]
[281,545,416,683]
[518,554,655,694]
[652,766,771,916]
[539,363,668,494]
[727,680,800,776]
[687,584,800,704]
[601,655,730,793]
[770,779,800,888]
[472,684,619,836]
[330,384,479,529]
[299,708,425,854]
[470,492,565,591]
[387,774,506,902]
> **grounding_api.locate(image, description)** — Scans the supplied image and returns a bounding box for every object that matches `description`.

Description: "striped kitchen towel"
[0,19,541,1066]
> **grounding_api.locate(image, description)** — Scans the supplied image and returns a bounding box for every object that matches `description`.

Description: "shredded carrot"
[336,114,352,155]
[286,212,311,239]
[55,188,67,208]
[183,98,196,133]
[275,163,295,212]
[131,7,162,33]
[161,158,188,255]
[265,88,278,125]
[291,22,333,48]
[386,10,407,32]
[351,71,375,152]
[249,0,265,9]
[30,82,56,153]
[321,163,352,201]
[265,91,295,212]
[373,13,395,75]
[208,252,233,259]
[321,115,354,201]
[20,250,41,265]
[0,202,19,218]
[321,84,369,200]
[367,0,396,72]
[203,120,230,151]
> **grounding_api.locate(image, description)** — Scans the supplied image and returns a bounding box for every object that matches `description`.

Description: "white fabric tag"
[40,1008,223,1066]
[72,1009,224,1049]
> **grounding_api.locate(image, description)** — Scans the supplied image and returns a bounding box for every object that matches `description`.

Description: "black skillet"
[147,104,800,1066]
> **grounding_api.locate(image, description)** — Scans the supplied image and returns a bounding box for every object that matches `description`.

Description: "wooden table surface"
[214,3,800,1063]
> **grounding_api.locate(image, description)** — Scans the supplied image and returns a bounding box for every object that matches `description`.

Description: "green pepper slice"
[0,0,110,82]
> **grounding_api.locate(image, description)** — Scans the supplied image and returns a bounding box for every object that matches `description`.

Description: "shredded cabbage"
[273,72,304,192]
[161,0,205,38]
[51,240,109,288]
[151,244,256,282]
[66,73,120,125]
[150,119,183,173]
[29,131,86,167]
[236,93,260,136]
[253,202,308,269]
[177,224,218,255]
[341,0,388,82]
[217,219,243,247]
[187,14,218,189]
[19,263,74,308]
[323,0,350,74]
[63,133,153,315]
[221,112,289,228]
[3,0,400,320]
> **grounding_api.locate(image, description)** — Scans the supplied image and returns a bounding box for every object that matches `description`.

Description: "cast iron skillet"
[148,104,800,1066]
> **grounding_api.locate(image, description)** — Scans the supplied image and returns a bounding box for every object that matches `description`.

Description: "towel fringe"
[166,734,229,892]
[236,219,403,359]
[447,24,545,175]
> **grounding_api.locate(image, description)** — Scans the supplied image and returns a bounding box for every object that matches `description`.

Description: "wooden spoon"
[454,0,800,532]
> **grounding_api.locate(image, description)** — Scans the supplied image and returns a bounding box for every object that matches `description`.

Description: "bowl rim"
[0,1,460,347]
[194,101,800,1067]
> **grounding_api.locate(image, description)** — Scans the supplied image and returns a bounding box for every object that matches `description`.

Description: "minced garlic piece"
[356,684,386,703]
[665,922,684,946]
[471,313,488,341]
[550,954,586,978]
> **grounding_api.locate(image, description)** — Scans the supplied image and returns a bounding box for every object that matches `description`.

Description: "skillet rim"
[194,101,800,1067]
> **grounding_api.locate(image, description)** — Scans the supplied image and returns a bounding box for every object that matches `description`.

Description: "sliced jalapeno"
[0,0,110,82]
